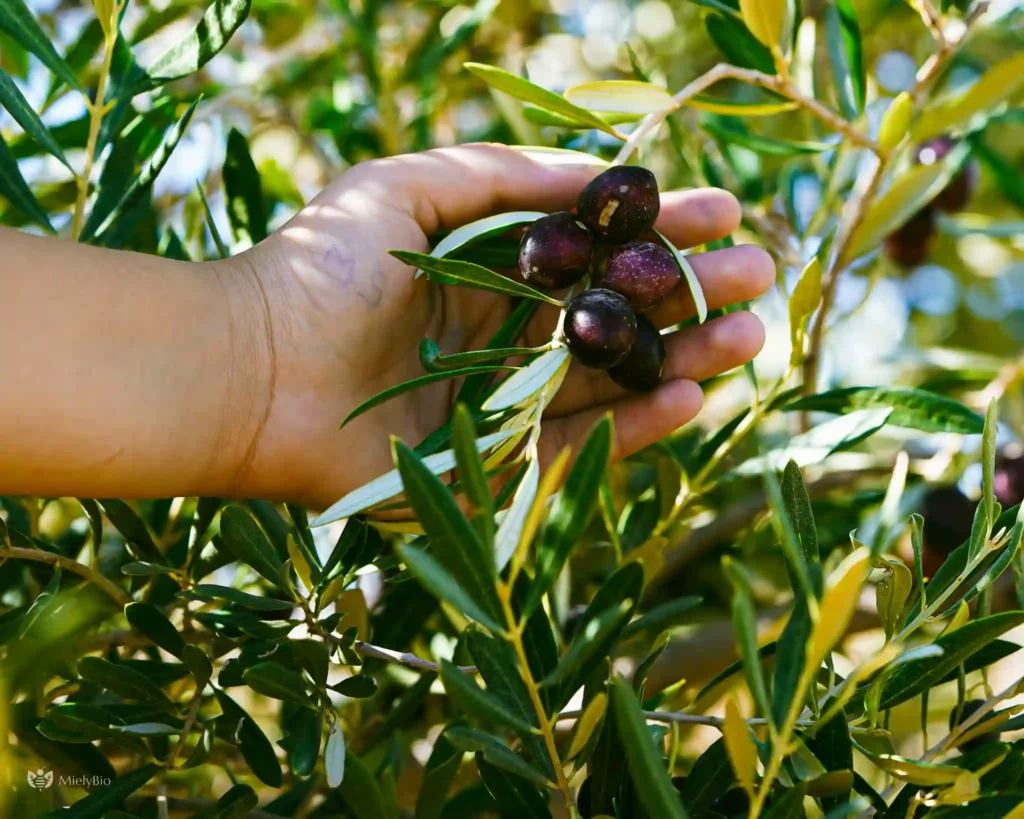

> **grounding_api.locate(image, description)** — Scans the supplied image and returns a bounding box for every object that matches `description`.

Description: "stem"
[613,65,878,166]
[497,584,575,815]
[0,545,128,605]
[71,17,119,240]
[352,640,476,674]
[657,367,793,536]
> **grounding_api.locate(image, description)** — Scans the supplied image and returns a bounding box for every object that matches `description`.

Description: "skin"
[0,143,774,511]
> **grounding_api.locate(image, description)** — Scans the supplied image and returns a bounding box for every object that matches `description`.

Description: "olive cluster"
[518,166,680,392]
[884,136,977,268]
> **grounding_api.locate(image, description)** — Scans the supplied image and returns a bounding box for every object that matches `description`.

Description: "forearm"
[0,228,271,500]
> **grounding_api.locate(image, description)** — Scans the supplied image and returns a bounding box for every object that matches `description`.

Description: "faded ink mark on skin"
[357,270,385,308]
[323,244,355,288]
[323,244,383,307]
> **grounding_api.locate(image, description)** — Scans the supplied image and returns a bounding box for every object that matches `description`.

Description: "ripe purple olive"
[599,241,680,312]
[609,314,666,392]
[563,289,638,370]
[884,207,936,268]
[915,136,977,213]
[577,166,660,243]
[518,212,593,289]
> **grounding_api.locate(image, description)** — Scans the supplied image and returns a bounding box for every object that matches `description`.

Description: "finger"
[345,143,602,234]
[547,311,765,416]
[654,188,742,249]
[646,244,776,328]
[539,379,704,466]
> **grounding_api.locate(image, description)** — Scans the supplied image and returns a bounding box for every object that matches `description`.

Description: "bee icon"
[27,769,54,789]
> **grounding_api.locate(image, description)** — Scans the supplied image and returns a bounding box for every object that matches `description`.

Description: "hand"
[233,143,774,510]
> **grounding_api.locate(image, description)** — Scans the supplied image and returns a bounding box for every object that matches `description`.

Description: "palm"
[260,144,773,510]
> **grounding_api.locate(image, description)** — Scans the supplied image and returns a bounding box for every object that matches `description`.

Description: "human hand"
[229,143,774,510]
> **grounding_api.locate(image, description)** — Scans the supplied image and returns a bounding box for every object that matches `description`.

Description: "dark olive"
[608,314,666,392]
[915,136,977,213]
[563,289,637,369]
[518,212,593,289]
[884,207,936,268]
[577,165,660,243]
[599,241,680,311]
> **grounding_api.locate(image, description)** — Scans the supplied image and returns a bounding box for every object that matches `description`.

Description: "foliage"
[2,0,1024,817]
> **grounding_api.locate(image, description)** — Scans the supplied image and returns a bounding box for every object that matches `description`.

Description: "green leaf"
[38,763,160,819]
[526,416,612,616]
[243,661,318,707]
[77,657,177,712]
[465,62,624,139]
[705,12,774,74]
[394,440,500,624]
[223,127,268,246]
[878,93,914,152]
[419,339,533,373]
[217,505,286,588]
[121,561,176,576]
[341,366,515,428]
[213,784,258,819]
[785,386,983,433]
[445,726,551,787]
[337,754,390,818]
[542,595,634,691]
[980,399,998,546]
[563,80,674,115]
[703,118,835,155]
[781,460,820,571]
[523,105,642,128]
[878,612,1024,709]
[0,0,81,90]
[913,51,1024,142]
[97,499,163,564]
[332,674,378,698]
[807,708,854,811]
[390,250,564,306]
[846,143,969,261]
[610,676,689,819]
[622,595,703,638]
[456,299,540,410]
[465,630,552,776]
[429,210,544,263]
[789,257,822,357]
[313,428,525,524]
[739,0,785,47]
[183,645,213,689]
[215,689,283,786]
[0,132,55,232]
[481,347,571,411]
[399,536,502,629]
[134,0,251,93]
[196,179,229,258]
[453,404,496,548]
[723,558,773,725]
[476,754,553,819]
[441,660,536,735]
[125,602,185,659]
[414,731,461,819]
[826,0,865,118]
[0,68,69,167]
[179,584,294,611]
[680,738,734,814]
[325,719,347,787]
[654,229,707,323]
[89,100,200,245]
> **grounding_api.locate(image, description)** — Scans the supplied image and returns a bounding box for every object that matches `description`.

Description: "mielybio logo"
[27,769,53,790]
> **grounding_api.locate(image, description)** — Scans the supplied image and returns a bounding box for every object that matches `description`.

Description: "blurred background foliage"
[2,0,1024,816]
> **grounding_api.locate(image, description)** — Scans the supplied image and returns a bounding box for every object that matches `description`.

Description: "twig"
[613,64,879,166]
[70,5,121,239]
[0,545,128,605]
[353,640,476,674]
[497,584,575,814]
